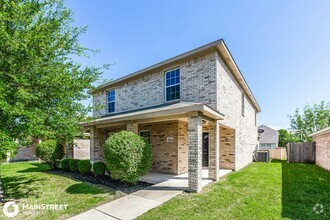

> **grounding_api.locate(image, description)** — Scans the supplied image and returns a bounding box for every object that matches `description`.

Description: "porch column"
[126,121,138,134]
[208,121,220,180]
[90,126,100,163]
[188,111,203,193]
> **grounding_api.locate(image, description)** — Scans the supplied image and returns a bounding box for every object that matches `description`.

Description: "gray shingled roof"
[258,125,279,144]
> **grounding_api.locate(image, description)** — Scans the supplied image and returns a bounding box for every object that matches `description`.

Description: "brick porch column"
[188,111,203,192]
[126,121,138,134]
[208,121,220,180]
[90,126,100,163]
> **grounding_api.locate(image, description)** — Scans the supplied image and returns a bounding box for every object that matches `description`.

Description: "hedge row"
[60,159,106,176]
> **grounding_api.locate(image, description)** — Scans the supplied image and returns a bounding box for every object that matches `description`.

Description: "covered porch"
[82,102,235,192]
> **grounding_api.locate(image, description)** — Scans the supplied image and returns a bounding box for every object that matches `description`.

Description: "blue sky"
[66,0,330,130]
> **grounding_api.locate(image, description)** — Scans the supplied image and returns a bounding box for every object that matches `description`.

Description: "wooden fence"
[286,142,316,163]
[268,148,287,160]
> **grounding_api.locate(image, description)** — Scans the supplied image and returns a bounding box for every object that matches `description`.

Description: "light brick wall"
[313,133,330,171]
[92,51,218,117]
[91,49,258,172]
[187,113,203,192]
[180,52,218,109]
[73,139,91,160]
[177,121,188,174]
[216,53,258,171]
[220,126,235,170]
[140,122,179,174]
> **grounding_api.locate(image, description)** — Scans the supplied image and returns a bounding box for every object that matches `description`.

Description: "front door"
[202,132,209,167]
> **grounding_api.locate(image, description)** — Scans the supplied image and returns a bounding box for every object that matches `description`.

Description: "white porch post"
[209,121,220,180]
[188,111,203,192]
[126,121,138,134]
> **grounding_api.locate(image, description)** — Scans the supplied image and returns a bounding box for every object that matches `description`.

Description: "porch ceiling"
[80,102,224,128]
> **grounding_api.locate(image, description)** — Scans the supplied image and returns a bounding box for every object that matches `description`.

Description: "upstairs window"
[107,89,115,113]
[165,68,180,101]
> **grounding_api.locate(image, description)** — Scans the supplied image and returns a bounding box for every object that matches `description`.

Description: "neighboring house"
[310,127,330,171]
[81,39,261,192]
[10,139,39,162]
[258,125,279,149]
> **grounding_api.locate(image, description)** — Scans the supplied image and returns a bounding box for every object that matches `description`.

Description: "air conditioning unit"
[256,151,269,162]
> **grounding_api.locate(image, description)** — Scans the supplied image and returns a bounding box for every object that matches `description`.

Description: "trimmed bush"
[104,131,152,183]
[92,161,107,176]
[77,160,92,175]
[60,159,70,171]
[35,140,64,169]
[69,159,80,172]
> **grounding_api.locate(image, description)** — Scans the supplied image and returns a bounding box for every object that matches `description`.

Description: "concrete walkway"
[69,169,232,220]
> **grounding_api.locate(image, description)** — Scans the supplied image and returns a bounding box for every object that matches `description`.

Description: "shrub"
[92,161,106,176]
[104,131,152,183]
[35,140,64,169]
[77,160,92,175]
[69,159,80,172]
[60,159,70,171]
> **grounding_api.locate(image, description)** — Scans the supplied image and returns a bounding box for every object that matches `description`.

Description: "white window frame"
[164,67,180,102]
[107,89,115,113]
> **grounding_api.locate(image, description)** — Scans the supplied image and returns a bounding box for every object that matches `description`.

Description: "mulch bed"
[47,169,152,194]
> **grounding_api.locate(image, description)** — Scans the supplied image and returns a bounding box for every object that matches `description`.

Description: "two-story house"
[81,39,261,192]
[258,125,279,149]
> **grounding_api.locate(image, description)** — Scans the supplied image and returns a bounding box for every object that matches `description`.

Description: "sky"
[66,0,330,130]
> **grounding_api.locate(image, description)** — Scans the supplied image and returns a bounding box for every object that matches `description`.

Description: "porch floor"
[140,169,232,187]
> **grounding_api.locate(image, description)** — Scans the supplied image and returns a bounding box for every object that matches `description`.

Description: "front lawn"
[139,161,330,220]
[0,162,115,220]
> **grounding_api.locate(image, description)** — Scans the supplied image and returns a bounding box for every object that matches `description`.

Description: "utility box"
[256,151,270,162]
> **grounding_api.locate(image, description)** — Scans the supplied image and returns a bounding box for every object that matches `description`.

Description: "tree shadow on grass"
[2,175,46,200]
[280,160,330,219]
[16,162,50,173]
[65,183,106,195]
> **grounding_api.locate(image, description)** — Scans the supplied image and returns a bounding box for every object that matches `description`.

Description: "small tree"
[104,131,152,183]
[289,101,330,142]
[278,129,292,147]
[0,0,106,154]
[35,140,64,168]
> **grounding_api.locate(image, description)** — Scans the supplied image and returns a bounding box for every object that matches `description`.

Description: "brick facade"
[187,112,203,192]
[88,42,259,192]
[140,122,179,174]
[313,133,330,171]
[220,126,235,170]
[177,121,188,174]
[215,54,258,170]
[92,52,219,118]
[73,139,91,160]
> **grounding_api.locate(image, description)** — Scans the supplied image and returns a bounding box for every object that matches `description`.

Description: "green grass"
[139,161,330,220]
[0,162,115,220]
